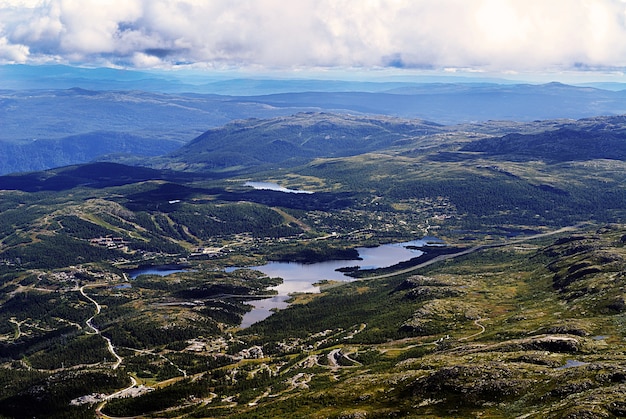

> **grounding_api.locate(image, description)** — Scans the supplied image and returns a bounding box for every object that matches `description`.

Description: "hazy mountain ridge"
[0,88,318,174]
[3,76,626,174]
[0,88,284,142]
[242,82,626,123]
[4,64,626,93]
[0,131,182,175]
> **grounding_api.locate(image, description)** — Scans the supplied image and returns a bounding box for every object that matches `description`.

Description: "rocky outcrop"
[411,363,531,406]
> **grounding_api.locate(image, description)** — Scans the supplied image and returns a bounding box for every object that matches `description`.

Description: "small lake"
[127,265,192,279]
[557,359,589,369]
[245,181,313,194]
[239,239,432,328]
[239,296,291,328]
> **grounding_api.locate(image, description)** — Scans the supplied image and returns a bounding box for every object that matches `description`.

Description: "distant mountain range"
[2,65,626,175]
[3,64,626,94]
[0,64,524,93]
[240,82,626,122]
[5,112,626,191]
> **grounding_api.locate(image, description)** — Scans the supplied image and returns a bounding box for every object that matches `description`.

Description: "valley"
[3,0,626,412]
[1,111,626,418]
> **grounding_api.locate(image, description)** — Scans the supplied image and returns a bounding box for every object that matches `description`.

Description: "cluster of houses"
[89,236,128,249]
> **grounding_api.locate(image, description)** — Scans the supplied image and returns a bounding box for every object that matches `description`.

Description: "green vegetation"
[2,113,626,417]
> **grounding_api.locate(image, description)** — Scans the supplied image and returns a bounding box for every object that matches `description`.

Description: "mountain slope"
[160,112,442,172]
[0,131,183,175]
[460,116,626,162]
[0,162,200,192]
[0,88,320,174]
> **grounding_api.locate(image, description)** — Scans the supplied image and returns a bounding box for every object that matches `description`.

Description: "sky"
[2,0,626,82]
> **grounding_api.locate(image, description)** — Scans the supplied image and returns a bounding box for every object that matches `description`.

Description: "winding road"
[459,318,487,341]
[365,223,586,280]
[80,284,150,418]
[79,285,123,369]
[8,318,26,340]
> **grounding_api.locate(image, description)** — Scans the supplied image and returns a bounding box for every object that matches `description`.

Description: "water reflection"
[244,181,313,194]
[240,296,290,329]
[240,239,430,327]
[127,266,192,279]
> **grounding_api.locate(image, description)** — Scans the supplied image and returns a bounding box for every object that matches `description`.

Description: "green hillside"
[159,113,443,172]
[1,113,626,417]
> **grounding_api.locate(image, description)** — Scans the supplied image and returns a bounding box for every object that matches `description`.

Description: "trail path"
[80,284,122,369]
[8,318,26,340]
[459,318,487,341]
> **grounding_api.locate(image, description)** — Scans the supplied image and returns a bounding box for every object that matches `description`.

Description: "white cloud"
[2,0,48,7]
[131,51,163,68]
[1,0,626,73]
[0,36,29,62]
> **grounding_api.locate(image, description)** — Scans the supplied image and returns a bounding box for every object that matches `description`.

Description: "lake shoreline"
[239,238,437,327]
[346,245,466,278]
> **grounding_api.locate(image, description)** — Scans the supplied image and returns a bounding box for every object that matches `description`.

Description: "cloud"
[0,36,29,62]
[1,0,626,73]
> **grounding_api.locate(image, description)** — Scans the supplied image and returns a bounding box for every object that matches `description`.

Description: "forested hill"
[157,113,443,172]
[460,115,626,162]
[156,112,626,173]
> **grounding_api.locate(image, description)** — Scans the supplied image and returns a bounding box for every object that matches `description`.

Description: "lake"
[244,181,313,194]
[127,265,193,279]
[123,236,439,329]
[239,239,431,328]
